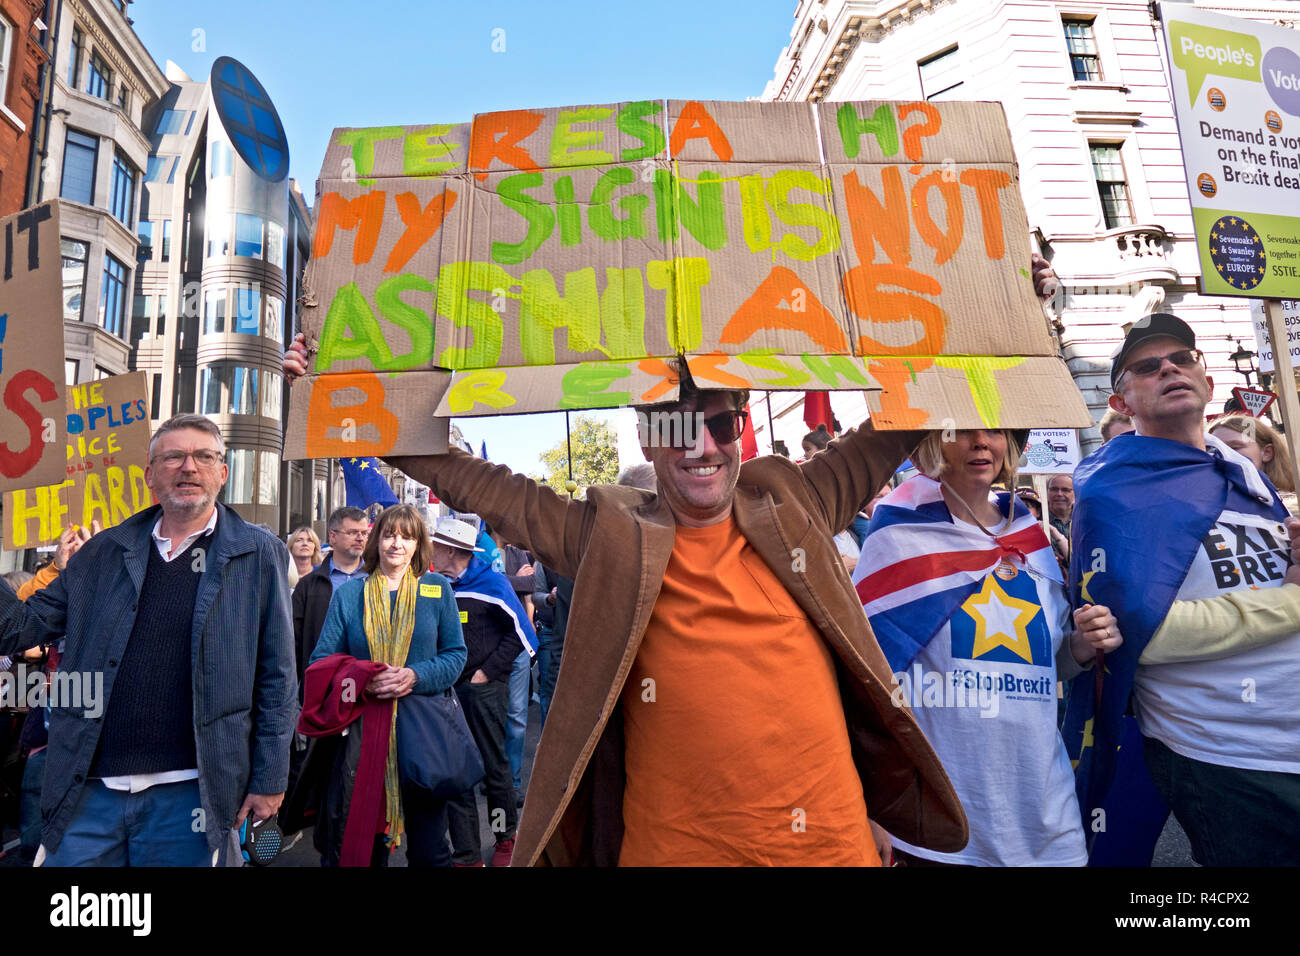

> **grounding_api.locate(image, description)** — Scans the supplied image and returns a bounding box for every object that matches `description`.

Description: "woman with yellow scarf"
[309,504,466,866]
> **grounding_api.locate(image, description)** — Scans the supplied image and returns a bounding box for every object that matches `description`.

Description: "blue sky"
[129,0,798,476]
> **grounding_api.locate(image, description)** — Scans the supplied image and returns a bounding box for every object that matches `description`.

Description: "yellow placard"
[420,583,442,598]
[459,611,469,623]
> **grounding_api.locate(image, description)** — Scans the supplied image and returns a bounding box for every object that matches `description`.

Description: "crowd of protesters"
[2,262,1298,866]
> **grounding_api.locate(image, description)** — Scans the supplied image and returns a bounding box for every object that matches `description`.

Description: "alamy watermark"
[634,410,708,457]
[0,665,103,718]
[890,664,1002,719]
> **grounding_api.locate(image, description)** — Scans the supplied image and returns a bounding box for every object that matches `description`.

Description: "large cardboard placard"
[1161,5,1300,298]
[3,372,154,549]
[287,100,1090,459]
[0,202,66,489]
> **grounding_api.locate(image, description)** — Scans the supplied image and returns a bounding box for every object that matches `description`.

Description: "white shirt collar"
[151,507,218,561]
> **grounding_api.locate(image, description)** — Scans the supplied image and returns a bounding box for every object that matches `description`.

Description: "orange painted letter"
[469,110,544,182]
[315,192,386,264]
[959,168,1012,260]
[305,373,401,458]
[669,101,734,161]
[720,267,847,353]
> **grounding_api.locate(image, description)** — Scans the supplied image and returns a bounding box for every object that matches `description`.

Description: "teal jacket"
[310,571,466,695]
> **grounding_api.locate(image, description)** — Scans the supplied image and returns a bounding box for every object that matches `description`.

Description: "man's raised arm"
[797,422,923,535]
[387,451,592,580]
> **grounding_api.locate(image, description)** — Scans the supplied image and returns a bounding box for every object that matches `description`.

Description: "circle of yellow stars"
[1209,217,1266,289]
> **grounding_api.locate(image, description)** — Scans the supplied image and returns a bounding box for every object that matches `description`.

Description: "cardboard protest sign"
[3,372,154,550]
[0,202,66,490]
[1161,5,1300,298]
[1018,428,1080,476]
[287,99,1089,460]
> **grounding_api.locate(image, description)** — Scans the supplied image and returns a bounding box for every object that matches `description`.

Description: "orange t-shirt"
[618,517,879,866]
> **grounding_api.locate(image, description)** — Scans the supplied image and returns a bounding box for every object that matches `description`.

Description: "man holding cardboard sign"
[283,254,1059,865]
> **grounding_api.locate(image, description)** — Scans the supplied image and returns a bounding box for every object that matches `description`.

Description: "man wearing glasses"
[0,414,297,866]
[292,506,370,685]
[1066,313,1300,865]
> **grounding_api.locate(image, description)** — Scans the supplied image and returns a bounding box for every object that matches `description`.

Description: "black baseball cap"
[1110,313,1196,389]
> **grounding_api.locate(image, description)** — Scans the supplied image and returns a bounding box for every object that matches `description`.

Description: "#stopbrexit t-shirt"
[889,517,1086,866]
[1134,506,1300,773]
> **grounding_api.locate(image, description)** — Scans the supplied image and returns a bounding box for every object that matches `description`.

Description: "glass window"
[100,254,128,337]
[230,366,258,414]
[94,365,112,380]
[110,153,136,227]
[235,213,263,259]
[207,213,230,257]
[265,220,286,270]
[225,449,255,504]
[1064,18,1102,82]
[262,370,282,420]
[131,294,150,345]
[60,130,97,205]
[233,286,260,335]
[157,295,167,336]
[258,451,280,506]
[1090,143,1133,229]
[210,140,233,178]
[263,293,284,343]
[199,366,224,414]
[203,289,226,334]
[145,156,176,182]
[313,477,327,521]
[87,50,112,100]
[65,359,79,385]
[116,84,129,113]
[919,47,963,101]
[137,221,153,259]
[156,110,191,135]
[151,373,161,419]
[61,238,88,322]
[0,17,11,105]
[161,220,172,261]
[68,27,83,87]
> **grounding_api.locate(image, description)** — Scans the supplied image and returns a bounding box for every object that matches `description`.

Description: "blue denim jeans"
[1143,735,1300,866]
[41,778,212,866]
[18,748,45,861]
[506,650,529,790]
[535,625,554,726]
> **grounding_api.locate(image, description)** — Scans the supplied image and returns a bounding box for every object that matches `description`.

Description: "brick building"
[0,0,47,215]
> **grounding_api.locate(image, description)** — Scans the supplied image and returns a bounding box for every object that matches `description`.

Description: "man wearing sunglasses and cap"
[281,256,1065,866]
[1063,312,1300,866]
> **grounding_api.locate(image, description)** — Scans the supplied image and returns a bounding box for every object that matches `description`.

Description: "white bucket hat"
[430,516,484,552]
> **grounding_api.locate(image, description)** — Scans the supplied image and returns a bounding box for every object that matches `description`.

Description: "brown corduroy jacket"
[389,423,968,865]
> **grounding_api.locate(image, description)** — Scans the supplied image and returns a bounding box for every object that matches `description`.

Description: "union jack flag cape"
[852,475,1064,672]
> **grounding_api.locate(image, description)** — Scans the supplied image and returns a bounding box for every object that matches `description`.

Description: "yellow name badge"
[419,583,442,598]
[459,611,469,623]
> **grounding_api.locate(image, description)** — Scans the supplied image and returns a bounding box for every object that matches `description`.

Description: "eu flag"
[1062,432,1286,864]
[341,456,398,510]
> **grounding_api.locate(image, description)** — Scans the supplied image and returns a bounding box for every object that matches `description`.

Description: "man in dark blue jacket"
[0,414,297,866]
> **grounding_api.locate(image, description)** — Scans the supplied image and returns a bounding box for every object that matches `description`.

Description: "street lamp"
[1229,339,1258,387]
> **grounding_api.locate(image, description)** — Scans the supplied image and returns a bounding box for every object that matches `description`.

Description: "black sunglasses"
[647,409,749,449]
[1117,348,1203,386]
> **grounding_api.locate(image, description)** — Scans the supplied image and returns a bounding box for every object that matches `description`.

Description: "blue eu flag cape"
[1063,432,1286,865]
[452,557,537,656]
[342,457,398,510]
